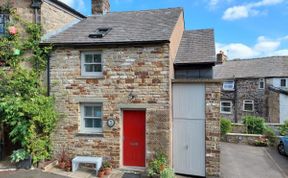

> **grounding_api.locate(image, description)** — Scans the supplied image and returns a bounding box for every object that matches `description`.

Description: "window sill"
[76,76,105,80]
[220,112,232,114]
[76,133,104,137]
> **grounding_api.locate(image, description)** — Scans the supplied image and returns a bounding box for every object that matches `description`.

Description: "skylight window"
[89,28,112,38]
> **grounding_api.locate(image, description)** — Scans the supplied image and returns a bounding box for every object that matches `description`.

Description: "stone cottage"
[42,0,221,177]
[0,0,84,161]
[214,55,288,123]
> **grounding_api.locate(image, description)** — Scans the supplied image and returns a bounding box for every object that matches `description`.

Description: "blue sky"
[60,0,288,59]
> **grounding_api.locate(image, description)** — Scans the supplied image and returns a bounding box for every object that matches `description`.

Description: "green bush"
[280,120,288,136]
[243,116,265,134]
[220,118,232,136]
[160,167,175,178]
[147,152,167,176]
[263,127,277,146]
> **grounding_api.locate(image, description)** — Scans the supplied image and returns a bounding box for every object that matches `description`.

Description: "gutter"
[268,86,288,95]
[40,40,170,47]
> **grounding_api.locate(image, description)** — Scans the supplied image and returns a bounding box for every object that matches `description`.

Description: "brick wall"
[50,44,171,167]
[205,82,221,177]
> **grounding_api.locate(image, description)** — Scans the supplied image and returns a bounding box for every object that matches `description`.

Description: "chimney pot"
[92,0,110,15]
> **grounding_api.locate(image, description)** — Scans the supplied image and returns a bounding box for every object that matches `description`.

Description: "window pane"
[245,104,253,111]
[94,54,101,63]
[85,118,93,128]
[222,107,231,112]
[260,82,264,88]
[94,106,102,117]
[85,54,93,63]
[93,64,102,72]
[281,79,286,87]
[0,24,4,33]
[85,64,94,72]
[84,106,93,117]
[85,64,102,72]
[222,102,231,107]
[93,119,102,128]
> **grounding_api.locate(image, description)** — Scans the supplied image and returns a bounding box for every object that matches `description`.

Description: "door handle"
[185,145,189,150]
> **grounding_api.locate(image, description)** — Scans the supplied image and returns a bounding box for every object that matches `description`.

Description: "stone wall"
[50,44,171,167]
[205,82,221,177]
[41,1,82,35]
[220,78,267,122]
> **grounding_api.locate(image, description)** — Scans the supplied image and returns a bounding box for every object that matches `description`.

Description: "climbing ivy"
[0,3,57,165]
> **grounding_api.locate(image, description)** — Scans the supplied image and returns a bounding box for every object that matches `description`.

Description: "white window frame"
[223,80,235,91]
[81,52,103,77]
[80,103,103,133]
[258,78,265,90]
[280,78,287,87]
[220,101,233,114]
[243,100,254,112]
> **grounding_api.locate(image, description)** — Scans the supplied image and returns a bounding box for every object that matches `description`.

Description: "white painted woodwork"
[280,94,288,123]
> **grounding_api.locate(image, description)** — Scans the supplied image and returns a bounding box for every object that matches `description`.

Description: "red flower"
[8,26,17,35]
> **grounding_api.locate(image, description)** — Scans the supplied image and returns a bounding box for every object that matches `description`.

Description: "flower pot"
[58,161,66,169]
[104,167,112,175]
[15,155,32,170]
[97,170,105,178]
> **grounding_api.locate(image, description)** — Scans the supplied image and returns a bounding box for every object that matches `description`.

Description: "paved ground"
[221,142,287,178]
[265,146,288,176]
[0,169,68,178]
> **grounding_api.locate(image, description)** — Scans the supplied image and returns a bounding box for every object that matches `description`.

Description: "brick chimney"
[216,50,227,64]
[92,0,110,15]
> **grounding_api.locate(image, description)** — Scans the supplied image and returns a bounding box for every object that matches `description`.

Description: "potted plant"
[97,166,105,178]
[10,149,32,169]
[57,148,69,170]
[103,160,112,175]
[147,152,168,177]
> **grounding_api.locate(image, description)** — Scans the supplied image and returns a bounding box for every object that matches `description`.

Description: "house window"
[220,101,233,114]
[0,14,9,36]
[243,100,254,112]
[280,79,287,87]
[80,103,103,133]
[223,80,235,91]
[259,78,265,89]
[81,52,103,77]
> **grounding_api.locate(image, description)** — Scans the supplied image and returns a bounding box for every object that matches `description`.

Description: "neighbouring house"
[0,0,84,161]
[214,54,288,123]
[42,0,221,177]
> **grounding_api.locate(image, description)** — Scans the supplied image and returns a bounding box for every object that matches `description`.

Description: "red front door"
[123,110,146,167]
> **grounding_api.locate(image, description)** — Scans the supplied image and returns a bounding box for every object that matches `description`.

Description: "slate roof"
[213,56,288,79]
[174,29,216,64]
[43,8,183,45]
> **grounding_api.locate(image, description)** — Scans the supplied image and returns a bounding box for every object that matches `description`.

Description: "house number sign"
[107,118,115,128]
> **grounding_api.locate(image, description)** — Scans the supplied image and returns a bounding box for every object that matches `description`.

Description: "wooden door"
[123,110,146,167]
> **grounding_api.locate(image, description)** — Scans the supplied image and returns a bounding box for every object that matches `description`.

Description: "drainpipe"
[47,53,51,96]
[234,78,238,123]
[31,0,42,24]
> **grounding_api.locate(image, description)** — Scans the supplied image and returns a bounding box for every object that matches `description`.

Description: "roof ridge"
[90,7,183,16]
[184,28,214,32]
[227,56,288,62]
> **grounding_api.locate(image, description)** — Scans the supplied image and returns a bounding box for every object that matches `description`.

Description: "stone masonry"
[205,82,221,177]
[50,44,171,167]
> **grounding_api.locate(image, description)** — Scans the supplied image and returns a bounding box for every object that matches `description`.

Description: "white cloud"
[222,6,249,20]
[217,35,288,59]
[222,0,284,20]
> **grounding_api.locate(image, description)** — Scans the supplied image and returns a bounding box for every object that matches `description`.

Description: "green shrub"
[243,116,265,134]
[220,118,232,136]
[147,152,167,176]
[263,127,277,146]
[160,167,175,178]
[280,120,288,136]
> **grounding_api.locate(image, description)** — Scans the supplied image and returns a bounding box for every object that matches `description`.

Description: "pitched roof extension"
[213,56,288,79]
[42,8,183,46]
[175,29,216,64]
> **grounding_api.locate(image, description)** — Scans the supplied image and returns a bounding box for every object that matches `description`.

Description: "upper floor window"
[280,79,287,87]
[0,14,9,36]
[220,101,233,114]
[259,78,265,90]
[243,100,254,112]
[80,103,103,133]
[81,52,103,77]
[223,80,235,91]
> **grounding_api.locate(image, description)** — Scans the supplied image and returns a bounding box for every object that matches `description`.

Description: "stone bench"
[72,156,103,174]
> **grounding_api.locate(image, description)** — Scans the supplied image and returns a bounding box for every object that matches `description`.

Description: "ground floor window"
[243,100,254,112]
[80,103,103,133]
[220,101,233,114]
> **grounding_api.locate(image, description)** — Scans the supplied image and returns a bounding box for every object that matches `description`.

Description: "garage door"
[280,94,288,124]
[173,84,205,177]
